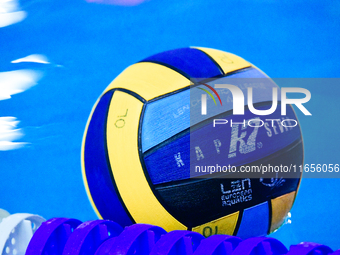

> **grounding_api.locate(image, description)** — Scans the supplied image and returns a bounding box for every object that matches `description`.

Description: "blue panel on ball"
[144,131,191,185]
[142,89,190,152]
[141,48,223,79]
[141,67,273,153]
[236,202,269,239]
[144,105,301,185]
[84,90,133,226]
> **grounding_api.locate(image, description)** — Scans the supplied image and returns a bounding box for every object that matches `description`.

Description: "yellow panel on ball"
[104,62,190,101]
[193,47,251,74]
[270,191,296,232]
[106,90,186,231]
[192,211,239,237]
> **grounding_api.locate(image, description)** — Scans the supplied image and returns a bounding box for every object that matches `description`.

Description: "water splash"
[284,212,292,225]
[0,61,44,150]
[0,0,27,28]
[0,69,42,100]
[0,117,26,150]
[11,54,50,64]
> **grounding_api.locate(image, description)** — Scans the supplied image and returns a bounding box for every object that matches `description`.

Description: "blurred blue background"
[0,0,339,250]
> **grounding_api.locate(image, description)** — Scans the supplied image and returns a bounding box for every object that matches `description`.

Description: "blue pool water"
[0,0,339,250]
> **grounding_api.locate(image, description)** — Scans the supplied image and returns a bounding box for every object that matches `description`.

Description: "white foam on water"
[0,69,42,100]
[0,69,42,150]
[0,117,26,150]
[0,0,27,28]
[11,54,50,64]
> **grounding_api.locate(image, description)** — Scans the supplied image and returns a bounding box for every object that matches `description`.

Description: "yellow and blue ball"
[81,47,302,239]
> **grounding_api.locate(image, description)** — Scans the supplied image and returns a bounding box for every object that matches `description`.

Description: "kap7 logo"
[198,84,312,116]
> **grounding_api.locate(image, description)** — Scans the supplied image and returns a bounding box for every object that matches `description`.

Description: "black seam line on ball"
[153,138,302,190]
[189,100,282,133]
[104,91,136,224]
[195,48,225,75]
[148,86,192,104]
[143,100,280,157]
[106,88,147,103]
[142,64,253,104]
[137,101,187,226]
[196,48,258,78]
[148,67,253,103]
[146,67,253,104]
[233,209,244,236]
[151,139,302,228]
[187,66,253,88]
[267,199,273,235]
